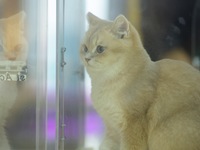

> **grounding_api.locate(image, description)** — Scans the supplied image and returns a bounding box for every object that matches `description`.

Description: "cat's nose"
[85,58,91,62]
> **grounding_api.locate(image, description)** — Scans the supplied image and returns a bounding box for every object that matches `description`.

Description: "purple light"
[86,110,104,135]
[47,114,56,140]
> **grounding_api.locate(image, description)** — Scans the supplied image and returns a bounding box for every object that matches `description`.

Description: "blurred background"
[0,0,199,150]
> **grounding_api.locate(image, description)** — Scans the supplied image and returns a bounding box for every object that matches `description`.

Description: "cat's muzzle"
[0,61,28,81]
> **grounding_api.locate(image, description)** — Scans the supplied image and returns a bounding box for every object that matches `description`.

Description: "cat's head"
[0,11,28,61]
[80,12,145,78]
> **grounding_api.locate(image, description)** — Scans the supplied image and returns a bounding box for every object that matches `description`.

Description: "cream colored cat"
[0,11,28,150]
[80,12,200,150]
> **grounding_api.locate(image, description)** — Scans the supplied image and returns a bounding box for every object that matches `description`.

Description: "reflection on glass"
[0,9,30,150]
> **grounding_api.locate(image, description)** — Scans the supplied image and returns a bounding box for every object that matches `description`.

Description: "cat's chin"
[85,62,93,68]
[85,61,100,69]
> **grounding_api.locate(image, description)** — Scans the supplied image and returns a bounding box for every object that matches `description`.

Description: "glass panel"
[0,0,49,150]
[0,1,35,150]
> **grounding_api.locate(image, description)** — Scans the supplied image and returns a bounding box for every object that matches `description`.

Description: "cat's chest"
[91,85,125,129]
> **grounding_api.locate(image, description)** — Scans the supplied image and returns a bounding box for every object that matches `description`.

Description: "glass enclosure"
[0,0,199,150]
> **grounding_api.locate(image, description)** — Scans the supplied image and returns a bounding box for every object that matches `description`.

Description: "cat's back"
[154,59,200,105]
[151,58,200,122]
[148,59,200,150]
[156,59,200,89]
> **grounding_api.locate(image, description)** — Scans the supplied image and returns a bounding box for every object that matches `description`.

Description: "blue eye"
[96,45,105,53]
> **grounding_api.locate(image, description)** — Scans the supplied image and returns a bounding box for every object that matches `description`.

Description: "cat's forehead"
[84,29,102,47]
[84,23,111,44]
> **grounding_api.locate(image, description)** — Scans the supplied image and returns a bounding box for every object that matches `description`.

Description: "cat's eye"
[83,45,88,53]
[96,45,105,53]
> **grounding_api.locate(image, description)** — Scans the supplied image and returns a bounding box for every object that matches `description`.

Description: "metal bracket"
[61,47,66,70]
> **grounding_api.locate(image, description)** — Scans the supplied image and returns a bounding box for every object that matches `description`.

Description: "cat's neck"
[91,51,153,88]
[91,57,158,116]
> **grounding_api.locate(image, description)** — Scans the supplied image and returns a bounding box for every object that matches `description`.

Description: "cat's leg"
[149,112,200,150]
[99,129,120,150]
[120,134,148,150]
[119,118,148,150]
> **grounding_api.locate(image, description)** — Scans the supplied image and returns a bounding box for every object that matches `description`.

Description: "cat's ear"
[87,12,101,26]
[113,15,129,38]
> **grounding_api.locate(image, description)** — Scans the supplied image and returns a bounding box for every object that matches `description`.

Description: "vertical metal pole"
[56,0,66,150]
[36,0,48,149]
[60,47,66,150]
